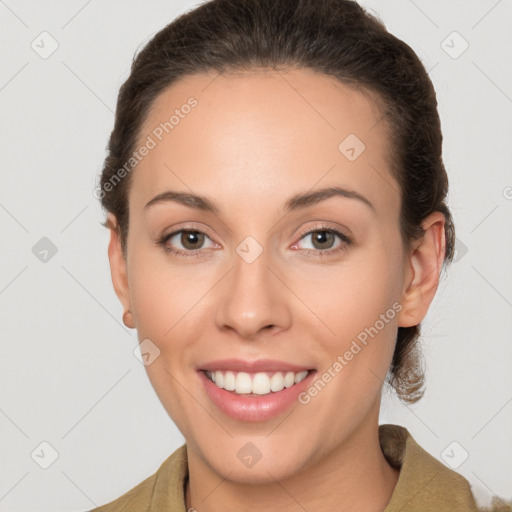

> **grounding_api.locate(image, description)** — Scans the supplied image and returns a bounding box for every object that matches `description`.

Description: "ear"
[397,212,446,328]
[107,213,134,328]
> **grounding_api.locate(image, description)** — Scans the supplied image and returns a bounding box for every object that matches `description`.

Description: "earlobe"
[107,214,133,327]
[397,212,446,328]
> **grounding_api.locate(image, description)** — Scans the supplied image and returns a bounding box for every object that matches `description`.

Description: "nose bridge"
[215,237,292,339]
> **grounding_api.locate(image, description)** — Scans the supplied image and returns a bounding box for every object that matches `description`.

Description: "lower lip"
[198,370,316,422]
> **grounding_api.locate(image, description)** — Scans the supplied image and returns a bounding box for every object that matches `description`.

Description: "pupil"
[182,231,204,249]
[313,231,333,249]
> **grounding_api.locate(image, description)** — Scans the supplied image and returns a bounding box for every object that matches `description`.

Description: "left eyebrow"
[283,186,375,214]
[144,186,375,215]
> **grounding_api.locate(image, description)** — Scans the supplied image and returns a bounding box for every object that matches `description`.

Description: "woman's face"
[109,68,436,482]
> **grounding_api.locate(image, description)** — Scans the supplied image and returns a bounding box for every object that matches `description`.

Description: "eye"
[157,229,218,257]
[156,224,352,258]
[292,225,352,257]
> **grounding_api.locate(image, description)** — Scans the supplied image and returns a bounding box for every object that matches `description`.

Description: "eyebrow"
[144,186,375,215]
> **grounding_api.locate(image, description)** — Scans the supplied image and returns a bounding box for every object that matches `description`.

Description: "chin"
[197,439,309,485]
[216,459,300,485]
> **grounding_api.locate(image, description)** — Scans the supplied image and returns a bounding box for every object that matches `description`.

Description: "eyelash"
[156,224,353,259]
[295,225,353,257]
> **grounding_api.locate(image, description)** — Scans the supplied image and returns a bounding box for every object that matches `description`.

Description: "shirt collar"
[147,423,478,512]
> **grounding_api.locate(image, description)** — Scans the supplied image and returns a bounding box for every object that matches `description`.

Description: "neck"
[185,419,400,512]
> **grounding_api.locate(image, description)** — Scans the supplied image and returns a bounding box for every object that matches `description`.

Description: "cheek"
[292,249,401,343]
[127,256,214,430]
[295,250,402,409]
[295,254,401,421]
[340,260,402,378]
[128,251,214,342]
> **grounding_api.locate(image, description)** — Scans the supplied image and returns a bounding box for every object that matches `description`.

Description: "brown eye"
[292,226,352,257]
[157,228,217,257]
[310,230,336,250]
[180,230,206,250]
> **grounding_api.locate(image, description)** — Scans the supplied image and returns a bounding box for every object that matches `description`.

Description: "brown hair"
[98,0,455,404]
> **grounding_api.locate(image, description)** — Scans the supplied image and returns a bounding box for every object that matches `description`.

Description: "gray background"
[1,0,511,510]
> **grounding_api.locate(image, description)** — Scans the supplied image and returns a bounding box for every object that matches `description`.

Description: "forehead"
[130,68,398,219]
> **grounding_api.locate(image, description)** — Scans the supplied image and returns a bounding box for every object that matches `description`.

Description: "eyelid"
[156,223,220,257]
[291,223,352,252]
[160,222,216,241]
[295,222,351,240]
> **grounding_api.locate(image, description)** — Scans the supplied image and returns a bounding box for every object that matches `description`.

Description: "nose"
[215,249,292,340]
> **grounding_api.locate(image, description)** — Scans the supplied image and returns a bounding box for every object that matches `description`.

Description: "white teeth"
[206,369,310,395]
[235,372,252,394]
[223,371,236,391]
[284,371,295,388]
[295,370,308,383]
[270,372,285,392]
[251,373,270,395]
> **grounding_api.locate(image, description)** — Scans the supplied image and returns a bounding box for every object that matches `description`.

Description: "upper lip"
[199,358,314,373]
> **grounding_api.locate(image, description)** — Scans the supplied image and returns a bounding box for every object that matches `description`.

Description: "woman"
[92,0,496,510]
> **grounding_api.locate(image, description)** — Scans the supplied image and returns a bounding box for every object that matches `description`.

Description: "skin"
[107,68,445,512]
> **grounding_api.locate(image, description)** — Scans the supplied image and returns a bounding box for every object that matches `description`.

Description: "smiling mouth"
[202,369,313,396]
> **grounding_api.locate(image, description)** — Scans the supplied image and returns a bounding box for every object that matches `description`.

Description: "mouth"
[197,358,317,421]
[202,369,312,396]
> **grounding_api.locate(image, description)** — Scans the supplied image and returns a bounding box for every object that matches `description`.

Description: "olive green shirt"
[90,424,480,511]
